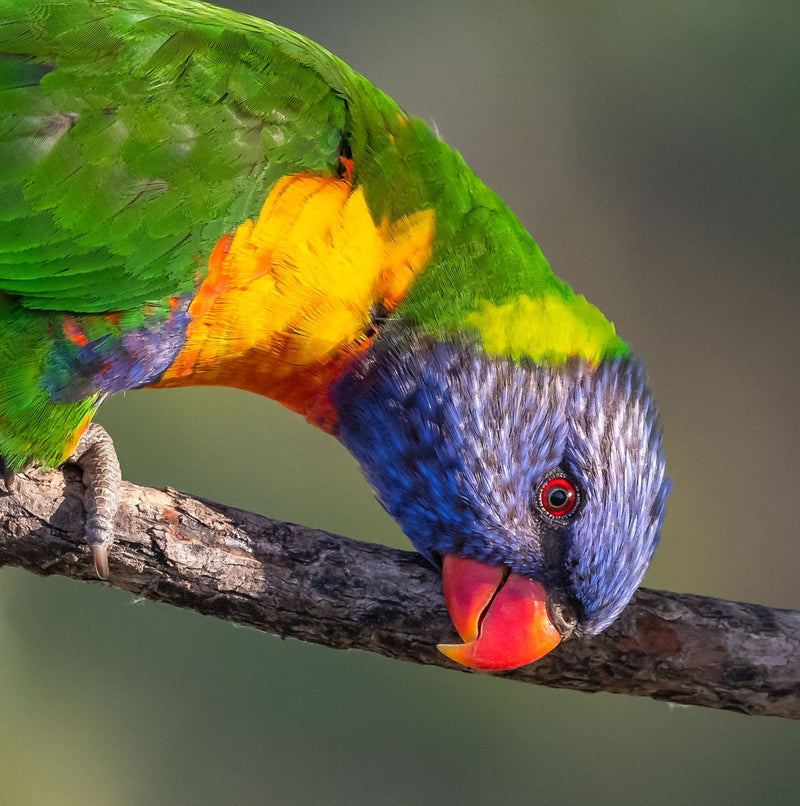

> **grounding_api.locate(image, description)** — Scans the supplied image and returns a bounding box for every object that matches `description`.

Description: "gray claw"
[92,544,110,580]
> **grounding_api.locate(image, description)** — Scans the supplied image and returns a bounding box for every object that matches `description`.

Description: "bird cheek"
[437,555,562,671]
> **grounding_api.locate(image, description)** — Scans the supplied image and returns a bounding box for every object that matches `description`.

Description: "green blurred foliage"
[2,1,799,804]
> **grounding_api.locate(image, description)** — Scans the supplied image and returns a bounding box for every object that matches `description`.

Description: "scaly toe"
[67,424,121,579]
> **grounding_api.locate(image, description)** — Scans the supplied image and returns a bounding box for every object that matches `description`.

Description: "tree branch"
[1,467,798,719]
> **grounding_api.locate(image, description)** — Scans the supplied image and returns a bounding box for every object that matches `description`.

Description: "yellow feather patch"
[155,173,435,426]
[466,294,630,364]
[60,410,94,462]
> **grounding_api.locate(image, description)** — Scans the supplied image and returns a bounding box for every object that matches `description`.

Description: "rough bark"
[1,466,798,719]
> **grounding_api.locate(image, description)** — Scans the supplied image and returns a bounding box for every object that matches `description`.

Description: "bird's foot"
[0,455,16,493]
[66,424,122,579]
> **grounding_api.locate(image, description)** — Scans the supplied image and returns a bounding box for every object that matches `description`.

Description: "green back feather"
[0,0,349,312]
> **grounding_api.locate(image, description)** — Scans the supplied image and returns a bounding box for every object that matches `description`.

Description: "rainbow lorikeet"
[0,0,669,670]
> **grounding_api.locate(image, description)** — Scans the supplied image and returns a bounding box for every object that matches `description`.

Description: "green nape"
[375,118,630,364]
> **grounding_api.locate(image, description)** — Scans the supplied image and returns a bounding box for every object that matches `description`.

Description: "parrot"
[0,0,669,671]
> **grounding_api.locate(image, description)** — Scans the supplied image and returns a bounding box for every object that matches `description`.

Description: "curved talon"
[92,544,110,580]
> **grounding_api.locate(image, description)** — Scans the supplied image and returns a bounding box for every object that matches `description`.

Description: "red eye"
[539,477,579,518]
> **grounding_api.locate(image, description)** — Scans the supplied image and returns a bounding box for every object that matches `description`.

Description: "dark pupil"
[548,488,569,508]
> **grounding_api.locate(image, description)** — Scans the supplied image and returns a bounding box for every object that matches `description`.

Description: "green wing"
[0,0,607,354]
[0,0,374,312]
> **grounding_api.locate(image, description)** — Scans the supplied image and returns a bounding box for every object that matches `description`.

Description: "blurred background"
[2,1,799,803]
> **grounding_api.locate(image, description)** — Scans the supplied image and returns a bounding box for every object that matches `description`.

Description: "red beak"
[437,555,562,670]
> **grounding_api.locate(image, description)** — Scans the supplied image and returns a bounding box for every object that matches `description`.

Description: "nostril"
[549,601,578,639]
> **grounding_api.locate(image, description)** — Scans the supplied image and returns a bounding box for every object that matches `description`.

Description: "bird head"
[332,334,669,670]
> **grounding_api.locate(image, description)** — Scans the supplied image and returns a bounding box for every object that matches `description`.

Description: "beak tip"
[437,639,554,671]
[437,642,473,666]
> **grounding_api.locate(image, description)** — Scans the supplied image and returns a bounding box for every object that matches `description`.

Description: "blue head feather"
[332,334,669,638]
